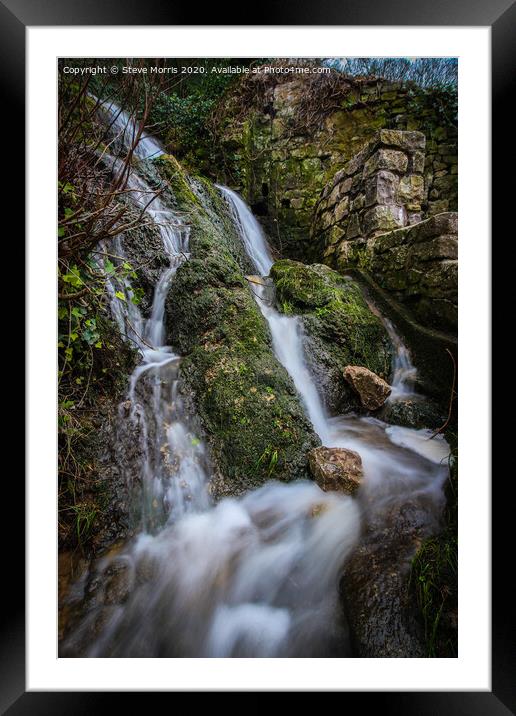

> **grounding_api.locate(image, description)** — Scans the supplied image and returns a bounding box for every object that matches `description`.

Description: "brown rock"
[308,446,363,495]
[343,365,391,410]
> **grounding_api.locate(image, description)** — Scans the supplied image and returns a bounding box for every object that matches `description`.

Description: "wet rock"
[341,501,433,658]
[308,446,363,495]
[380,396,444,430]
[103,560,133,605]
[343,365,392,411]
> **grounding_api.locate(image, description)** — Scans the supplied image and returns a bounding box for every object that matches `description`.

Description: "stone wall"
[362,213,458,331]
[217,75,457,261]
[314,129,427,258]
[313,130,457,331]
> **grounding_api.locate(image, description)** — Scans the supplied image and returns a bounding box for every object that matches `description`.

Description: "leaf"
[115,291,126,302]
[104,259,115,275]
[94,341,102,349]
[58,227,65,238]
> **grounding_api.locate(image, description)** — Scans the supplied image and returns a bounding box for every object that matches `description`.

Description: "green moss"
[271,259,392,380]
[162,170,319,497]
[154,154,201,208]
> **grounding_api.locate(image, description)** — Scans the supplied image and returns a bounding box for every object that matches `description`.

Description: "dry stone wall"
[313,129,427,259]
[217,76,457,260]
[312,130,457,331]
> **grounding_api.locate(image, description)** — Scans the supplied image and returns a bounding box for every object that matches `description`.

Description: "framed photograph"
[5,0,508,709]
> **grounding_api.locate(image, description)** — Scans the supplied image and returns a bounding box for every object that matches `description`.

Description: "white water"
[95,145,210,531]
[219,187,450,522]
[218,186,332,443]
[63,102,363,658]
[93,95,164,160]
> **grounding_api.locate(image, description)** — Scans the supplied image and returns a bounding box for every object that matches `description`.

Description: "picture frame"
[5,0,508,708]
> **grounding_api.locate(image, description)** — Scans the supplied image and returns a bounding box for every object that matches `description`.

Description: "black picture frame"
[5,0,509,710]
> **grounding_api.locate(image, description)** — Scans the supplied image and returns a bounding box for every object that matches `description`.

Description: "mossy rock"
[161,163,319,498]
[379,396,444,430]
[270,259,392,414]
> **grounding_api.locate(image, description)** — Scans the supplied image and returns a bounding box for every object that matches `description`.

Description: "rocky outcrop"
[156,157,320,498]
[343,365,392,411]
[270,259,392,414]
[308,446,363,494]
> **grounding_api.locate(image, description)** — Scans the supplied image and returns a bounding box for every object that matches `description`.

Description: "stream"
[61,101,450,658]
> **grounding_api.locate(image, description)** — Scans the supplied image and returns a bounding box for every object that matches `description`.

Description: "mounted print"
[57,57,458,659]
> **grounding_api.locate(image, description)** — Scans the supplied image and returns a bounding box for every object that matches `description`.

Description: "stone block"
[363,149,408,176]
[365,170,399,207]
[363,204,407,236]
[346,213,362,239]
[397,174,425,204]
[335,196,350,222]
[427,200,450,216]
[412,151,425,173]
[351,194,365,212]
[378,129,426,152]
[410,236,458,262]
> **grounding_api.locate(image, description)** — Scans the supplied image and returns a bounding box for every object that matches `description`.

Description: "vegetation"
[159,159,320,497]
[410,432,458,657]
[326,57,457,90]
[57,65,166,552]
[57,58,459,658]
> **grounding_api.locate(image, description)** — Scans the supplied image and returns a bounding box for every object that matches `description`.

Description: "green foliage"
[410,433,458,657]
[58,203,141,553]
[148,61,248,170]
[256,446,280,477]
[153,93,217,157]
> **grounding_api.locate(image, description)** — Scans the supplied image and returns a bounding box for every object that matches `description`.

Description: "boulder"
[308,446,363,495]
[379,396,444,430]
[343,365,392,410]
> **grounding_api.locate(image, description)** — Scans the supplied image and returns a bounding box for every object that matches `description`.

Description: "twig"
[429,348,457,439]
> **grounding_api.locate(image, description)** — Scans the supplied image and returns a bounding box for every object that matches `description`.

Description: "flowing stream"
[219,187,450,523]
[62,105,450,658]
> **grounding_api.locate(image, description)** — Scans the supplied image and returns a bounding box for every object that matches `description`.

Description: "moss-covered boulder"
[270,259,392,414]
[156,157,319,499]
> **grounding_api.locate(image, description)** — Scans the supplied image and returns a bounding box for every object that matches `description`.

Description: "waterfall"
[219,187,450,520]
[218,185,332,443]
[92,95,164,160]
[62,102,362,659]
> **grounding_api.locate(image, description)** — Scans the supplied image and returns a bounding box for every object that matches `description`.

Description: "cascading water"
[62,101,362,658]
[218,187,450,525]
[218,186,332,443]
[93,95,164,161]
